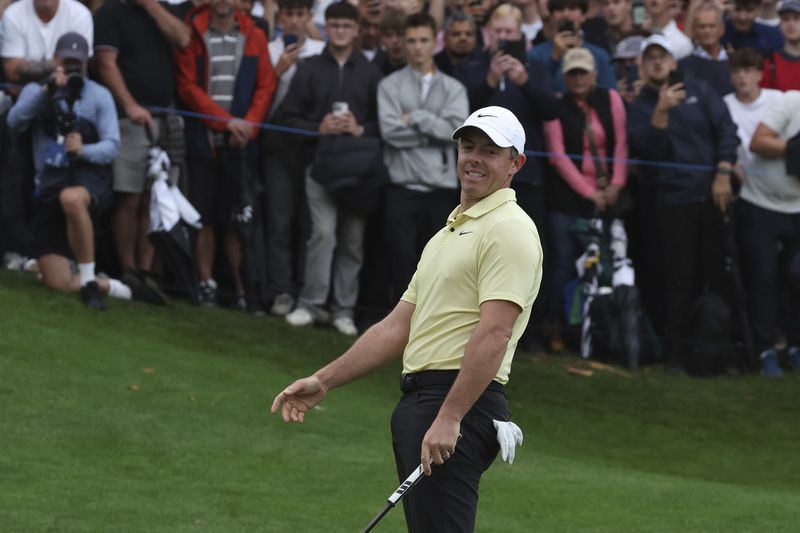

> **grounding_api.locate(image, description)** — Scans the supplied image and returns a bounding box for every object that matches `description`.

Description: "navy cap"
[55,32,89,62]
[778,0,800,14]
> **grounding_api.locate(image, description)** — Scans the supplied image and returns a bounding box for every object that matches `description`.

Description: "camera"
[50,67,84,136]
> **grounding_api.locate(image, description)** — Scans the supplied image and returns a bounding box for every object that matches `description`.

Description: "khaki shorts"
[112,114,186,193]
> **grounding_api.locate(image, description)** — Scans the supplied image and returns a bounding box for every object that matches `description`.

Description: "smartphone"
[282,33,298,47]
[632,4,646,26]
[499,38,527,64]
[625,63,639,90]
[667,68,683,86]
[332,101,349,117]
[557,19,575,33]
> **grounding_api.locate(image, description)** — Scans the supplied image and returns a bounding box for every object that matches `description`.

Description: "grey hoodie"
[378,65,468,191]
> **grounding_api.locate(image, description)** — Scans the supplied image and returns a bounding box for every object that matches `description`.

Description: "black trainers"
[122,271,169,306]
[80,281,107,311]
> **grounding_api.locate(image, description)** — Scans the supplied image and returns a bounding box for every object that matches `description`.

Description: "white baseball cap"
[640,33,676,59]
[452,106,526,155]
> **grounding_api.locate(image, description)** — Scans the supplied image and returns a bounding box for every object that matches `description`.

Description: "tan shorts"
[112,114,186,193]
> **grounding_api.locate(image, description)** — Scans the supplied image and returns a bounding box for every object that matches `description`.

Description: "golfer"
[272,106,543,532]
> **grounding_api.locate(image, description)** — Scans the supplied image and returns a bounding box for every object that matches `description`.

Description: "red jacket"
[175,5,275,154]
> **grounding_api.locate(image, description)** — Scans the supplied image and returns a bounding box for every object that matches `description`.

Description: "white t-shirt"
[1,0,93,61]
[655,19,692,60]
[724,88,782,169]
[740,90,800,213]
[267,37,325,118]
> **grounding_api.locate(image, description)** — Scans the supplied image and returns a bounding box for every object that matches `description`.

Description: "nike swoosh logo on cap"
[476,114,496,118]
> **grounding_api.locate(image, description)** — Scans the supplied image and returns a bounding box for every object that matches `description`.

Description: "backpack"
[684,291,732,376]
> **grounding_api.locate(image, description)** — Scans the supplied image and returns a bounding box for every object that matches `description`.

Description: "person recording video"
[7,32,166,310]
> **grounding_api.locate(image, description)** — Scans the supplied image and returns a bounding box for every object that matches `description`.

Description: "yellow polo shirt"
[400,188,543,384]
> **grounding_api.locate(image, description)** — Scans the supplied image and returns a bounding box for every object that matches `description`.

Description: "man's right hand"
[49,65,68,89]
[275,43,302,77]
[271,375,329,424]
[319,113,342,135]
[226,118,253,148]
[486,51,508,88]
[125,102,154,128]
[552,31,581,61]
[655,82,686,113]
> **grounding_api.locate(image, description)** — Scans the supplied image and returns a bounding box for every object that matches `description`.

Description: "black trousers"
[737,199,800,348]
[656,201,726,363]
[383,186,458,301]
[390,373,508,532]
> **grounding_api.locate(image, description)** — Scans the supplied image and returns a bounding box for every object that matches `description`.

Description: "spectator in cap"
[434,11,479,77]
[722,0,784,56]
[1,0,93,84]
[761,0,800,90]
[679,2,735,96]
[528,0,618,92]
[725,55,799,376]
[543,47,628,340]
[6,33,167,310]
[643,0,693,59]
[273,105,542,533]
[627,33,738,373]
[93,0,191,278]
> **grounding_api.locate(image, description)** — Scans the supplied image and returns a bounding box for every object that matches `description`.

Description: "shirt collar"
[448,188,518,223]
[692,45,728,60]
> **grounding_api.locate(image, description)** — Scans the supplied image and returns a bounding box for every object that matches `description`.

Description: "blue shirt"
[527,41,617,93]
[7,79,120,188]
[722,19,783,57]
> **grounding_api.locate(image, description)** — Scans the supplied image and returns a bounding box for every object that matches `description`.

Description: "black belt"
[400,370,505,394]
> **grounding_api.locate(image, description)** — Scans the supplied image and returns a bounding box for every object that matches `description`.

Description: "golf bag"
[684,291,732,377]
[146,137,202,302]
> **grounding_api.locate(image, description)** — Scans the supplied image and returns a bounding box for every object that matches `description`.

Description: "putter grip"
[387,464,424,505]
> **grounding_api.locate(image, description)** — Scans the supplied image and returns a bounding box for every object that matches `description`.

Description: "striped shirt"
[206,25,240,112]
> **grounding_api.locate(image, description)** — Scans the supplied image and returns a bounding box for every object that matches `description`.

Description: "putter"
[361,463,425,533]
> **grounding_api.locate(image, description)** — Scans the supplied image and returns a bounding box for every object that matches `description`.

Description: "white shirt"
[724,88,782,169]
[267,37,325,118]
[739,90,800,213]
[521,20,543,45]
[1,0,93,61]
[654,19,692,60]
[420,72,434,102]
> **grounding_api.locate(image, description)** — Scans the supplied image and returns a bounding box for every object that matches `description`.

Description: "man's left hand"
[712,172,733,212]
[338,111,364,137]
[65,132,83,157]
[420,416,460,476]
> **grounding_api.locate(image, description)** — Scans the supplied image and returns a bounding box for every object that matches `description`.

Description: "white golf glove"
[493,420,524,465]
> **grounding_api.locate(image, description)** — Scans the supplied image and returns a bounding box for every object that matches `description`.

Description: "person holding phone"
[627,34,739,374]
[527,0,617,92]
[262,0,325,316]
[457,3,561,351]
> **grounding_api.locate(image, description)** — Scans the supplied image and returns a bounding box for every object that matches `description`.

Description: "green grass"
[0,270,798,532]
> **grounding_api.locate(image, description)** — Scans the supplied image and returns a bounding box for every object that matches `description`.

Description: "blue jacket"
[722,20,783,57]
[456,51,561,186]
[627,78,739,207]
[527,41,617,93]
[7,79,119,189]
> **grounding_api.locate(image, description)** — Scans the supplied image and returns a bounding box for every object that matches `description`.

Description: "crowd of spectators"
[0,0,798,376]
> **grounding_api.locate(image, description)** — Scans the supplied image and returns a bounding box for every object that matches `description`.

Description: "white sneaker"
[286,307,314,327]
[332,316,358,336]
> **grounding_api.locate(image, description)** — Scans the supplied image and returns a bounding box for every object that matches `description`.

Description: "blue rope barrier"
[0,81,716,173]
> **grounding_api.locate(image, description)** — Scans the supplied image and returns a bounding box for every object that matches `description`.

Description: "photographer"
[527,0,617,92]
[7,33,166,310]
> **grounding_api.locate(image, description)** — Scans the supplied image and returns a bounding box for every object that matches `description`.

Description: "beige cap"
[562,47,596,74]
